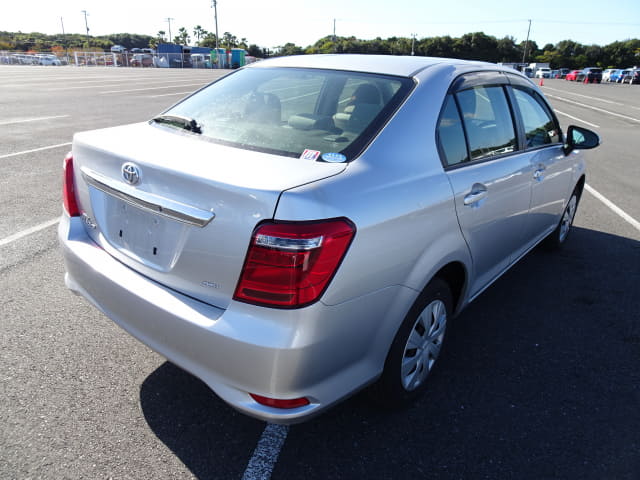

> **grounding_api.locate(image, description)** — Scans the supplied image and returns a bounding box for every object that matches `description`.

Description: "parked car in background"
[557,68,570,79]
[522,67,534,78]
[565,70,581,81]
[582,67,602,83]
[602,68,618,82]
[130,54,154,67]
[59,54,600,424]
[10,53,37,65]
[191,53,209,68]
[621,68,640,84]
[610,69,630,83]
[35,54,62,66]
[535,67,552,78]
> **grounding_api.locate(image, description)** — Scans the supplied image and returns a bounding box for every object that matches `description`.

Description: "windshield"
[162,67,414,160]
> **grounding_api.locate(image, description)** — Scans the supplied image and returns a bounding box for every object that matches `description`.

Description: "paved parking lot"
[1,66,639,480]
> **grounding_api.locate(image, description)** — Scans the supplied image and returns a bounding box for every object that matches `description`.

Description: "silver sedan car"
[59,55,599,423]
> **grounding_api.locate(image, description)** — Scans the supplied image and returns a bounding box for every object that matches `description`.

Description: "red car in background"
[565,70,581,81]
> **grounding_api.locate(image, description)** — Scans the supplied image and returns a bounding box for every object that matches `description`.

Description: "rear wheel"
[373,278,452,407]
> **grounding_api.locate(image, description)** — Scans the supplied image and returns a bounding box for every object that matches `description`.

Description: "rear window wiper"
[151,114,202,134]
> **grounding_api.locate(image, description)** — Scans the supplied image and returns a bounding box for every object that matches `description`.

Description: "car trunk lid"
[72,122,347,309]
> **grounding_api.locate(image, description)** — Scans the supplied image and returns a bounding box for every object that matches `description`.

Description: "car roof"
[248,54,496,78]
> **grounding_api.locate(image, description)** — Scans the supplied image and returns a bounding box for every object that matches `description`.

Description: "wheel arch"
[432,261,468,316]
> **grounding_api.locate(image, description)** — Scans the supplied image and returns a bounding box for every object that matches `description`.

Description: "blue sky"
[2,0,639,49]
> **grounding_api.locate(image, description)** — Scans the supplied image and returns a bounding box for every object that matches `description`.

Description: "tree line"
[1,29,639,69]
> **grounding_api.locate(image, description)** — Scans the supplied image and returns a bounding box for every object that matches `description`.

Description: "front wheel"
[372,278,453,407]
[543,189,580,250]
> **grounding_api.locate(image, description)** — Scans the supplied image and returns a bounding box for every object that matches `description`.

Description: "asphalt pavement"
[1,66,638,480]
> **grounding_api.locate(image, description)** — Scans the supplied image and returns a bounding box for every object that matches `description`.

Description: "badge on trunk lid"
[122,162,141,185]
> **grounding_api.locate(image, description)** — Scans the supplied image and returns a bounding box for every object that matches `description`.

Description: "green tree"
[199,32,218,48]
[495,36,519,62]
[174,27,190,46]
[420,36,455,58]
[246,43,263,57]
[222,32,238,48]
[274,42,303,56]
[193,25,207,45]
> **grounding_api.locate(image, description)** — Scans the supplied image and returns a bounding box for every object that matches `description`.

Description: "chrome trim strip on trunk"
[81,168,215,227]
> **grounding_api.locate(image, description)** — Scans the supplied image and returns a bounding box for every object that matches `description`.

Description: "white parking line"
[241,424,289,480]
[0,218,59,247]
[148,91,195,98]
[0,115,69,126]
[101,83,205,94]
[4,77,158,88]
[542,86,624,106]
[545,94,640,124]
[585,184,640,232]
[0,142,71,159]
[46,79,207,91]
[554,110,600,128]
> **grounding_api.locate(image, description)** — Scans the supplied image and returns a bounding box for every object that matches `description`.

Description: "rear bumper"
[59,214,414,423]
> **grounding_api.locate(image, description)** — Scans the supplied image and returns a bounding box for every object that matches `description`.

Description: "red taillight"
[62,153,81,217]
[250,393,310,409]
[234,219,356,308]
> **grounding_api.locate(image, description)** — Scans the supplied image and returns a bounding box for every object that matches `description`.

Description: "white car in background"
[535,68,552,78]
[36,54,62,66]
[602,68,618,82]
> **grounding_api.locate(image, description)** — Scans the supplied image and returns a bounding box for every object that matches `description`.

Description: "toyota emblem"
[122,162,141,185]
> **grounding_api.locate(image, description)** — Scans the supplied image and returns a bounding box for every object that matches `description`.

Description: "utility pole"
[333,18,336,53]
[522,19,531,65]
[411,33,417,56]
[166,17,174,44]
[81,10,90,47]
[60,16,69,63]
[211,0,219,67]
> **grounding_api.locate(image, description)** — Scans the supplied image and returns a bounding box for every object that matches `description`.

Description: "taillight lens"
[234,219,356,308]
[62,153,81,217]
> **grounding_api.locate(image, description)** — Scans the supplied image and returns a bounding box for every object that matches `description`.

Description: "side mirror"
[563,125,600,155]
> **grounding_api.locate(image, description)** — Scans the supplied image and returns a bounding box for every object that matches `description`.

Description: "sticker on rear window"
[300,149,321,161]
[321,152,347,163]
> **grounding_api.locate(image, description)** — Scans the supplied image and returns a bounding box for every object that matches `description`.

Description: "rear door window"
[455,86,517,161]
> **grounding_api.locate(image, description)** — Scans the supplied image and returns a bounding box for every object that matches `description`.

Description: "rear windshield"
[163,67,414,160]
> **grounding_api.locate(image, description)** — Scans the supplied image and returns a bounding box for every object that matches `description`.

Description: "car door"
[507,84,570,257]
[437,74,532,299]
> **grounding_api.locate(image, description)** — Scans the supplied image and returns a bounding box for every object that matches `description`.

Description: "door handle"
[463,183,488,206]
[533,165,546,181]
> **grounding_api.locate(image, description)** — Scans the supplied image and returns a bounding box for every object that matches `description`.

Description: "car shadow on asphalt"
[139,362,265,480]
[140,226,639,480]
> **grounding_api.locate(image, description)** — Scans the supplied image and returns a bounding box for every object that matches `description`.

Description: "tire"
[543,187,581,250]
[372,278,453,407]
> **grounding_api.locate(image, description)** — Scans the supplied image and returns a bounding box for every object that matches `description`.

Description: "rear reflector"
[62,153,81,217]
[234,219,355,308]
[250,393,310,409]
